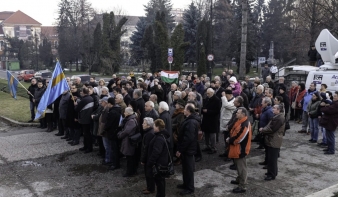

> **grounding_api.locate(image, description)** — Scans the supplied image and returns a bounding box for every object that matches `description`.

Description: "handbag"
[152,135,175,177]
[291,102,296,109]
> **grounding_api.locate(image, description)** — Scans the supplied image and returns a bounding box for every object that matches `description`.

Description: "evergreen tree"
[39,38,53,68]
[130,17,147,65]
[141,25,157,72]
[197,46,206,76]
[183,2,200,67]
[154,11,170,70]
[171,24,189,72]
[144,0,175,32]
[91,22,102,72]
[196,18,208,75]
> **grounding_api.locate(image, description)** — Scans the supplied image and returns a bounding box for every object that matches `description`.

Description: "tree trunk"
[239,0,248,80]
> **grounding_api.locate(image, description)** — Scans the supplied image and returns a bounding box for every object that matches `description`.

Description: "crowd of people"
[26,68,338,196]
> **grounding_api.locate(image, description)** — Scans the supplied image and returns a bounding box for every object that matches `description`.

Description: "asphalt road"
[0,119,338,196]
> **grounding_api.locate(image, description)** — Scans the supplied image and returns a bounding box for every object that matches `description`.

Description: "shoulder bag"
[152,135,175,177]
[129,119,142,146]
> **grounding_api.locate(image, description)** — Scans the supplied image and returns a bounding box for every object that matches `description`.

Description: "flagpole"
[8,71,34,98]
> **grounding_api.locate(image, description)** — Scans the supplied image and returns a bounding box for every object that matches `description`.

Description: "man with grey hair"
[201,88,221,154]
[169,91,182,115]
[133,89,145,129]
[249,85,265,140]
[188,92,202,114]
[144,101,159,120]
[167,83,178,105]
[266,76,274,89]
[73,76,83,89]
[115,94,127,115]
[264,88,274,106]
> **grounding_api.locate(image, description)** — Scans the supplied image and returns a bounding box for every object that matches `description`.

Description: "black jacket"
[141,127,155,163]
[34,87,46,106]
[135,97,145,123]
[59,92,70,119]
[75,95,94,124]
[177,113,201,155]
[159,110,173,148]
[279,92,290,115]
[201,95,221,133]
[146,130,170,170]
[103,105,121,140]
[123,93,132,106]
[28,84,37,102]
[145,109,159,120]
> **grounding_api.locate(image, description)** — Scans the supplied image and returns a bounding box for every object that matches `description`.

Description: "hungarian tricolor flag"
[160,71,179,84]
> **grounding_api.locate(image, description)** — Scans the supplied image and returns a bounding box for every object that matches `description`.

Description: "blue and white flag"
[35,62,69,120]
[6,71,19,99]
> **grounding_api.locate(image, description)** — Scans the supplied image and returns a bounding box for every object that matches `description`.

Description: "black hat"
[279,86,286,92]
[225,89,233,95]
[176,99,186,107]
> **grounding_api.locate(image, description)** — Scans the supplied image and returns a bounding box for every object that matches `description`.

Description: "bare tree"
[239,0,248,79]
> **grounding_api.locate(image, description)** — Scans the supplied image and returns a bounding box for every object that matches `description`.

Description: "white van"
[305,70,338,92]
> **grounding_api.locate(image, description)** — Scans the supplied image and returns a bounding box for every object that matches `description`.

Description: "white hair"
[143,117,154,127]
[102,87,109,92]
[207,88,215,94]
[257,85,264,92]
[174,91,182,99]
[159,101,169,111]
[146,101,154,108]
[116,94,123,100]
[125,107,134,115]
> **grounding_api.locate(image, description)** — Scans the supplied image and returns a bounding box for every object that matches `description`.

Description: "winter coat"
[201,95,221,133]
[177,113,201,155]
[303,89,317,111]
[307,99,321,119]
[75,95,94,125]
[308,48,317,61]
[28,84,37,102]
[228,117,252,159]
[320,101,338,131]
[249,93,264,120]
[135,97,145,124]
[295,89,306,110]
[289,86,299,103]
[195,82,205,96]
[215,87,225,101]
[279,92,290,115]
[153,85,164,103]
[261,113,285,148]
[220,96,236,132]
[141,127,155,164]
[123,93,132,106]
[145,109,159,120]
[59,92,70,119]
[146,130,170,177]
[102,105,121,140]
[159,110,173,149]
[240,91,249,110]
[172,108,185,139]
[98,107,109,136]
[117,114,138,156]
[91,105,104,136]
[261,67,271,80]
[259,106,274,128]
[90,94,100,111]
[34,87,45,106]
[231,82,242,97]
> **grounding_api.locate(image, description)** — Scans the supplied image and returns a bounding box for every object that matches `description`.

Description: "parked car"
[17,70,35,82]
[71,75,91,84]
[34,70,52,81]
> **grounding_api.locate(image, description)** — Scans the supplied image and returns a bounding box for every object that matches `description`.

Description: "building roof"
[2,10,41,25]
[41,26,58,39]
[0,11,15,20]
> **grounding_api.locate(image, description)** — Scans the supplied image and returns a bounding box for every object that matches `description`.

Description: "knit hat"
[176,99,186,107]
[225,89,233,95]
[229,76,237,83]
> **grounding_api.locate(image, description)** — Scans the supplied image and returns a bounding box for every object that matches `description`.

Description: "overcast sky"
[1,0,190,26]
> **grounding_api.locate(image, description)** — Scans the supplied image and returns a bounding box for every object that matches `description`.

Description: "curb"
[0,115,39,127]
[305,183,338,197]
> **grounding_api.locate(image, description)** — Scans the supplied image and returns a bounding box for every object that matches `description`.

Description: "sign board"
[258,57,266,64]
[207,54,214,61]
[168,48,173,56]
[168,56,173,63]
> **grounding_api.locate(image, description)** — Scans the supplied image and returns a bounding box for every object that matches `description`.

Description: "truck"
[305,29,338,92]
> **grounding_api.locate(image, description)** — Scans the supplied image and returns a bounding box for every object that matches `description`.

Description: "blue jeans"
[102,137,112,163]
[30,101,35,120]
[301,111,309,131]
[326,130,335,154]
[309,118,319,141]
[321,127,327,144]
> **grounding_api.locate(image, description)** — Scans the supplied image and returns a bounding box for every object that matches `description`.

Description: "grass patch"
[0,78,30,99]
[0,91,31,122]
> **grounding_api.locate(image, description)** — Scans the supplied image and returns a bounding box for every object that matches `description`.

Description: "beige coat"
[261,113,285,148]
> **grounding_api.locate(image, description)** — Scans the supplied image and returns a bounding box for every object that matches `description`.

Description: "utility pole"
[239,0,248,80]
[35,32,39,71]
[88,17,91,75]
[208,0,213,79]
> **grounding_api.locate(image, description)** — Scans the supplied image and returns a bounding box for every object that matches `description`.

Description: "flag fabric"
[35,62,69,120]
[6,71,19,99]
[160,71,179,84]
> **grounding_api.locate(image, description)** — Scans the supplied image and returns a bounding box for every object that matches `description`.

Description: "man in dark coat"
[75,87,94,153]
[261,63,271,83]
[278,86,290,117]
[215,80,225,101]
[34,80,46,128]
[308,45,317,66]
[122,86,132,106]
[58,90,71,138]
[201,88,221,154]
[133,89,145,126]
[159,101,173,156]
[176,104,201,195]
[144,101,159,120]
[27,78,37,122]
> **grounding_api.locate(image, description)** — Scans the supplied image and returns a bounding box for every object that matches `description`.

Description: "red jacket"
[295,89,306,109]
[289,86,299,102]
[228,117,252,159]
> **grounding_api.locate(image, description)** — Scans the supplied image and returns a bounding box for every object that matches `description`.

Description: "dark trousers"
[295,109,302,121]
[82,124,92,151]
[144,165,155,192]
[182,154,195,192]
[112,139,120,167]
[97,136,105,155]
[29,101,35,120]
[134,145,141,172]
[126,155,136,175]
[194,143,202,158]
[45,113,53,130]
[154,174,166,197]
[59,119,69,136]
[326,130,335,154]
[290,108,295,120]
[266,146,279,178]
[223,132,230,152]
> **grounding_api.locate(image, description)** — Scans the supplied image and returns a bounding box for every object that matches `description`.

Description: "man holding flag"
[35,62,70,121]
